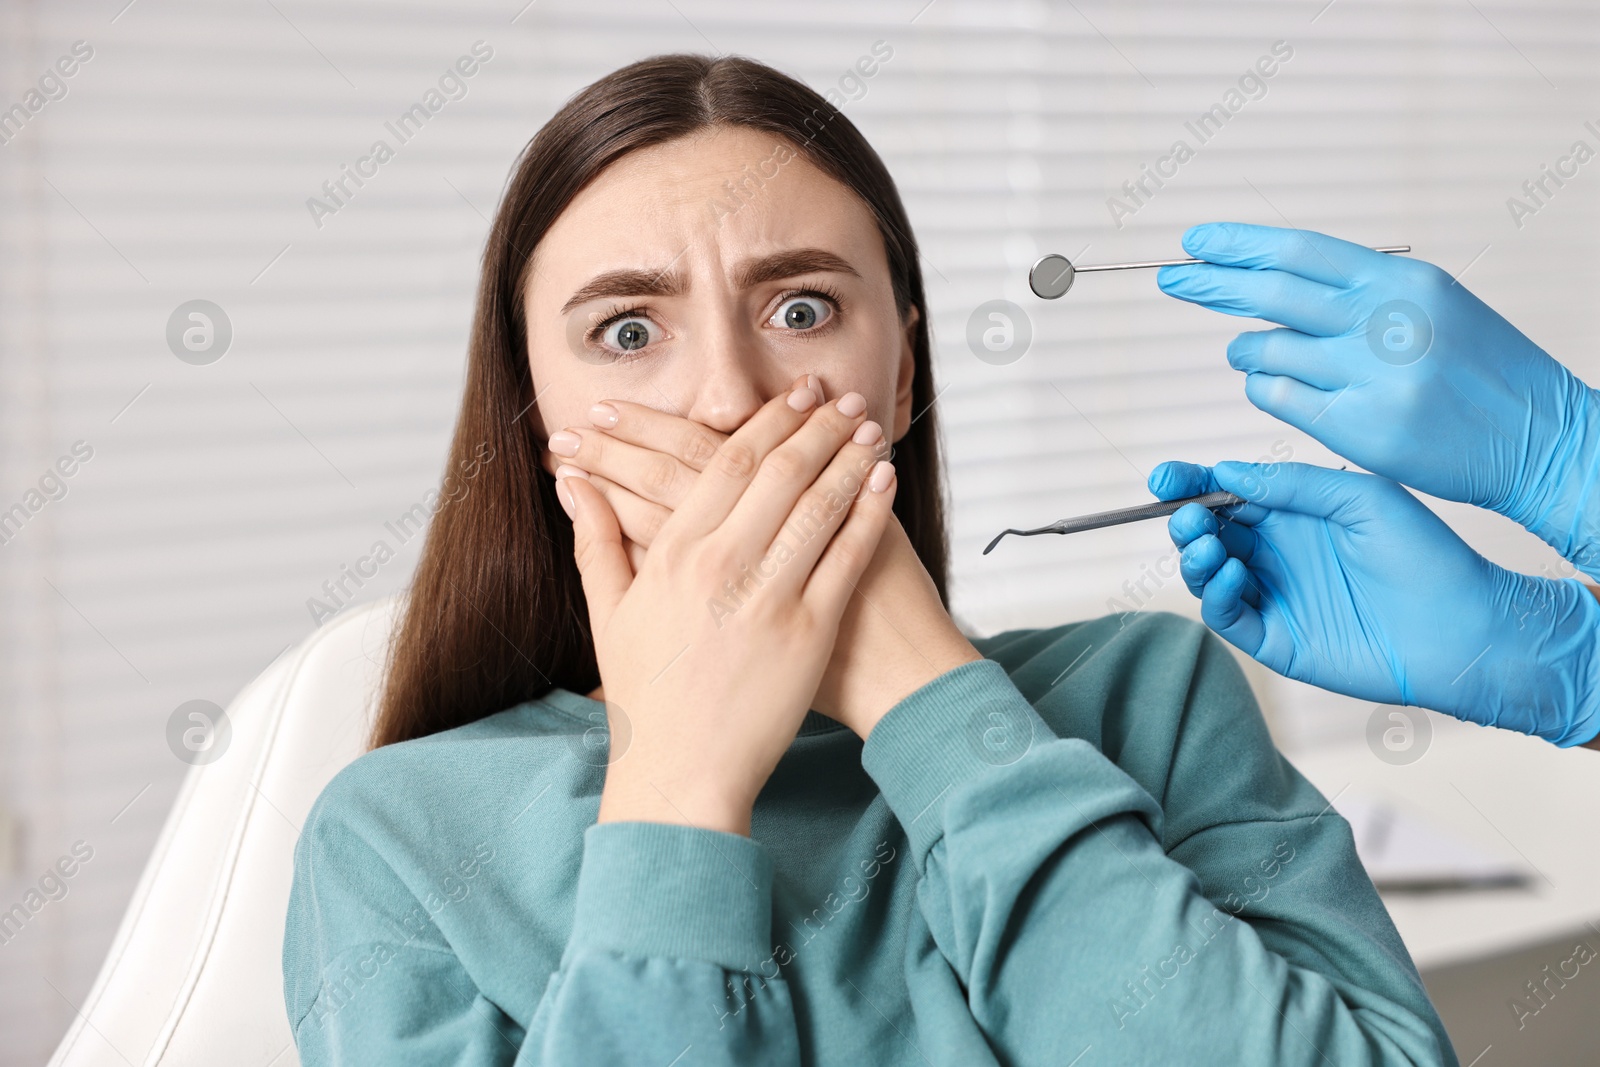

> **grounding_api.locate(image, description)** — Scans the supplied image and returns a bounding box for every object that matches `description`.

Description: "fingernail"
[807,373,825,403]
[788,384,818,412]
[837,391,866,418]
[869,460,894,493]
[556,478,576,518]
[588,403,618,428]
[548,430,581,457]
[555,464,590,480]
[852,419,882,446]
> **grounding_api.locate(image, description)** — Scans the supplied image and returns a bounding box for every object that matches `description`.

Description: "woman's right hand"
[555,375,897,836]
[541,378,982,740]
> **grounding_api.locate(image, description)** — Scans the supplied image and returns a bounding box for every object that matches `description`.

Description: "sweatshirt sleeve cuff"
[860,657,1056,866]
[567,821,773,973]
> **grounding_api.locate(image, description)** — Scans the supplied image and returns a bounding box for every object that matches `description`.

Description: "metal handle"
[1030,245,1412,299]
[983,490,1247,555]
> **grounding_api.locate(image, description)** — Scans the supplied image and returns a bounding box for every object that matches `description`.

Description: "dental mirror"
[1029,245,1412,300]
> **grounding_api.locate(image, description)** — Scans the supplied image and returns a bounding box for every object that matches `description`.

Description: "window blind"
[2,0,1597,1059]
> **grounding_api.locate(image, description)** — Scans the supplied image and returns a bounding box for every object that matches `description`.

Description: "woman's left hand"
[540,389,981,738]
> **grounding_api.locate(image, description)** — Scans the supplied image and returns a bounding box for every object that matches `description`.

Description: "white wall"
[1,0,1597,1060]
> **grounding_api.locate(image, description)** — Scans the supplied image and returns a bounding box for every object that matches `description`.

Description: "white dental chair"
[47,595,403,1067]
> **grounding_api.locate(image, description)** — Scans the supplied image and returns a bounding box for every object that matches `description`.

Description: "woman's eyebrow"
[558,248,859,315]
[560,267,684,315]
[732,248,861,289]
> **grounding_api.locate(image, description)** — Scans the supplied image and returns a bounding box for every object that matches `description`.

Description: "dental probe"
[1028,245,1411,299]
[982,490,1246,555]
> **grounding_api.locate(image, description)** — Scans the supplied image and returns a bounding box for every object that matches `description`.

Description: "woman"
[282,54,1456,1066]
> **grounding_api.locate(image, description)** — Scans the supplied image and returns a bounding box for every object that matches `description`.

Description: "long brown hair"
[370,53,950,749]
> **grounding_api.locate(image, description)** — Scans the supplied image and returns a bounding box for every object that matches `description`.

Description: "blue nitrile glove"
[1156,222,1600,578]
[1148,458,1600,747]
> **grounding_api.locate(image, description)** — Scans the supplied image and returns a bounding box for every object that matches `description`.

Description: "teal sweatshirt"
[282,611,1456,1065]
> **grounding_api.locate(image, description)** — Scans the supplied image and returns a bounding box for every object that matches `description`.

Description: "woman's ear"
[891,304,921,442]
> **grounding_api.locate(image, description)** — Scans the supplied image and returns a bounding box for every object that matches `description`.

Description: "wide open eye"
[604,316,652,352]
[596,315,655,356]
[769,295,833,331]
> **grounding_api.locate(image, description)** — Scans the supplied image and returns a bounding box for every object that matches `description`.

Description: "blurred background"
[3,0,1599,1062]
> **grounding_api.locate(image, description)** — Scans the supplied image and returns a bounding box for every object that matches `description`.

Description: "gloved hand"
[1156,222,1600,578]
[1148,458,1600,747]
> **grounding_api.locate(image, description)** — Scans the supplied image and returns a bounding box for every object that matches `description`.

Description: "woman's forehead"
[530,127,887,301]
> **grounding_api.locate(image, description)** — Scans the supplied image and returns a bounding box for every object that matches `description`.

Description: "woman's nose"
[681,334,775,435]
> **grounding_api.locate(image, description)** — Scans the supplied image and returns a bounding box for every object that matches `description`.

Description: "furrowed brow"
[557,249,858,315]
[559,267,687,315]
[733,249,861,289]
